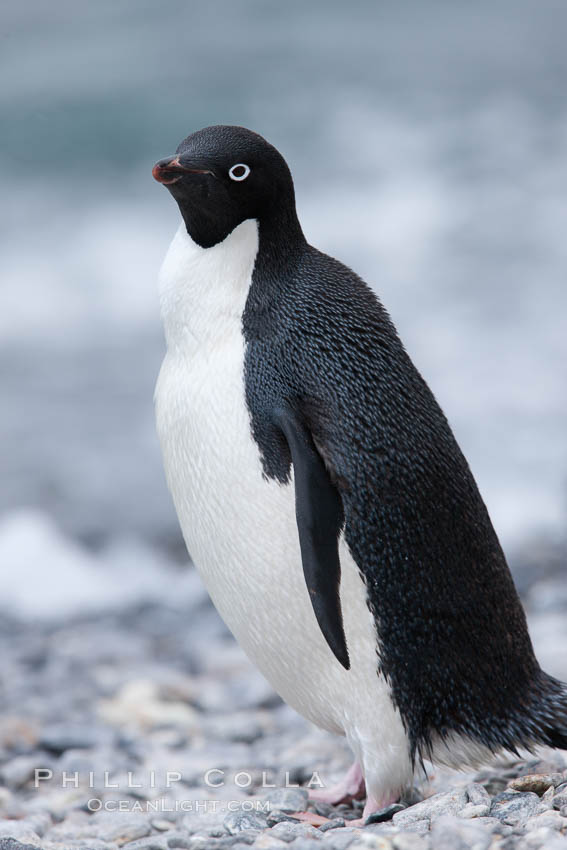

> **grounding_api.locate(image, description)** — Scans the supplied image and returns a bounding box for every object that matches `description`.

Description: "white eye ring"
[229,163,250,182]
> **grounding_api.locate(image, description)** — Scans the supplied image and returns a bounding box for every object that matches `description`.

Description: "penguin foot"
[307,761,365,805]
[347,793,401,826]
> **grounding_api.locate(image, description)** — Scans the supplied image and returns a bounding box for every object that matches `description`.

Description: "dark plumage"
[245,233,567,763]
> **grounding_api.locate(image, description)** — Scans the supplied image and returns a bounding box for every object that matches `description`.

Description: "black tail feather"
[534,672,567,751]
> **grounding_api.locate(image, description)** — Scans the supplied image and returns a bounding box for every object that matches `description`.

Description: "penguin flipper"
[274,404,350,670]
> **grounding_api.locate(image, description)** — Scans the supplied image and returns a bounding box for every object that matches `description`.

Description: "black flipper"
[274,404,350,670]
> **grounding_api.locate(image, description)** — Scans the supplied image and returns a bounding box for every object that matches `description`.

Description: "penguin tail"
[532,670,567,751]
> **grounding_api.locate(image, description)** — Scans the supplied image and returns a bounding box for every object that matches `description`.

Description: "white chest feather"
[154,221,411,795]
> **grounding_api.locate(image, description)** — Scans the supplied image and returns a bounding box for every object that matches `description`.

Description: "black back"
[241,154,567,763]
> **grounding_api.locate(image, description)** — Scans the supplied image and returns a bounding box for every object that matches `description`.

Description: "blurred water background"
[1,0,566,623]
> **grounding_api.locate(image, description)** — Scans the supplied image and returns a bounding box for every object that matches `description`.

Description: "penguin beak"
[152,156,215,185]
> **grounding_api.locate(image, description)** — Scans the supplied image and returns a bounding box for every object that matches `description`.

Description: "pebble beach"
[1,517,566,850]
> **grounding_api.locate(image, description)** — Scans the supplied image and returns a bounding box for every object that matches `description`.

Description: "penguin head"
[153,125,297,248]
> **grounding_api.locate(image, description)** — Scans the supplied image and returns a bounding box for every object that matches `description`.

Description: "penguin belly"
[155,221,412,797]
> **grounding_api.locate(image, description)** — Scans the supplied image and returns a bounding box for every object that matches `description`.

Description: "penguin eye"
[228,163,250,182]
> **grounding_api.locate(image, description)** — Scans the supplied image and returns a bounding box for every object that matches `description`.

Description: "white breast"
[154,220,411,797]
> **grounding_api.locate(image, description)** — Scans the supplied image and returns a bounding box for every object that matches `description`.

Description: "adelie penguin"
[152,125,567,823]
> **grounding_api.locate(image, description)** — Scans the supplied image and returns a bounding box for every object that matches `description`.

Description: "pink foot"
[347,792,400,826]
[307,761,366,805]
[363,792,398,820]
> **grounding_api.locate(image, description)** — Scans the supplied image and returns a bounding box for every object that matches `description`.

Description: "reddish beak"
[152,156,184,185]
[152,157,216,185]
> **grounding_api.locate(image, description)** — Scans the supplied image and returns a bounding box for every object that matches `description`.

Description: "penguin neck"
[259,197,305,248]
[246,202,306,324]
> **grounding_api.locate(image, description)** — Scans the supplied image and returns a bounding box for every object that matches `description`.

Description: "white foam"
[0,509,207,621]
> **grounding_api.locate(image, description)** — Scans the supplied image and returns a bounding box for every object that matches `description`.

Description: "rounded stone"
[508,774,555,796]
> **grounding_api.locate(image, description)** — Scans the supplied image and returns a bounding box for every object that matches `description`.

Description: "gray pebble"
[318,818,345,832]
[541,785,556,807]
[465,783,491,808]
[266,814,301,828]
[430,814,492,850]
[366,820,428,839]
[265,822,298,843]
[457,802,490,819]
[262,788,308,813]
[396,820,429,836]
[267,822,317,843]
[465,816,504,832]
[318,828,359,849]
[490,790,542,825]
[310,803,335,818]
[0,841,43,850]
[224,810,269,835]
[225,829,263,845]
[151,821,173,832]
[121,839,169,850]
[523,809,567,831]
[392,789,467,827]
[96,819,152,845]
[160,832,193,849]
[181,811,231,837]
[218,835,262,848]
[294,825,322,840]
[174,837,217,850]
[553,791,567,810]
